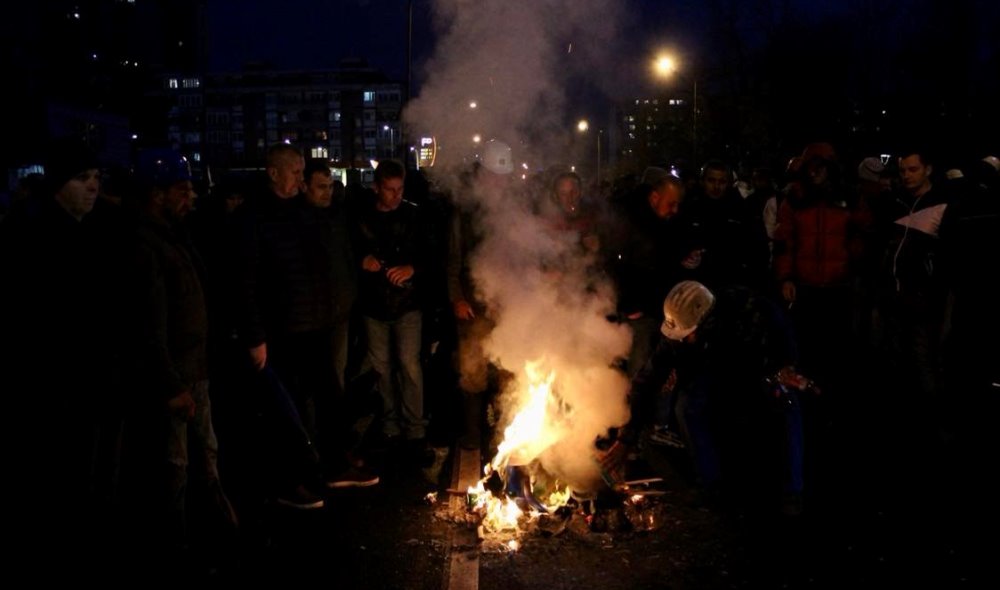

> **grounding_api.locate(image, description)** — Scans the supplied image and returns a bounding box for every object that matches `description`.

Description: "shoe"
[276,484,325,510]
[327,466,380,488]
[649,426,686,449]
[457,429,480,450]
[780,492,804,517]
[405,438,436,468]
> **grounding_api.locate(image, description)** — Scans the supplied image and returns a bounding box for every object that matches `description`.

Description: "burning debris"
[434,360,670,553]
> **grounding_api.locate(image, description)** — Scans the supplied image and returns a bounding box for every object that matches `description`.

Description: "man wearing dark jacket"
[883,149,950,411]
[620,281,814,516]
[0,138,126,571]
[125,148,236,561]
[232,144,332,508]
[353,159,433,456]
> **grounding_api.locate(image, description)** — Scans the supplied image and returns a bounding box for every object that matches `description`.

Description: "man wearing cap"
[0,137,128,567]
[122,149,237,562]
[618,280,814,516]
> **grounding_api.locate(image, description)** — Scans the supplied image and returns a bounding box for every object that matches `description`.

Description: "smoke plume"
[405,1,634,494]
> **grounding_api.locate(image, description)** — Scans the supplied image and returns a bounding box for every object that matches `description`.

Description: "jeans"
[166,379,228,542]
[364,310,427,439]
[676,373,805,495]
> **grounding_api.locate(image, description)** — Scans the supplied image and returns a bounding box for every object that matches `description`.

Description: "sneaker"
[780,492,804,517]
[649,426,686,449]
[276,484,325,510]
[327,466,380,488]
[404,438,436,468]
[457,427,481,450]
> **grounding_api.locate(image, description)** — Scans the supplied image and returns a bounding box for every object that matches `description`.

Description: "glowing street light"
[472,134,482,144]
[651,51,698,163]
[654,54,676,78]
[576,119,603,186]
[383,124,395,156]
[469,101,478,109]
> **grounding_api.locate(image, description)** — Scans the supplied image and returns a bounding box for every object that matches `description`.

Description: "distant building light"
[192,152,201,162]
[91,53,98,60]
[363,91,375,103]
[131,133,139,140]
[168,78,178,89]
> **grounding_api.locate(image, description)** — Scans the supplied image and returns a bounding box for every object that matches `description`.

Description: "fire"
[466,359,575,534]
[490,361,561,472]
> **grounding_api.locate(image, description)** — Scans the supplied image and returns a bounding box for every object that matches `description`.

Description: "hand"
[453,299,475,320]
[167,390,196,421]
[249,342,267,371]
[776,365,819,393]
[594,439,629,489]
[386,264,414,286]
[781,280,797,306]
[361,255,382,273]
[681,248,705,270]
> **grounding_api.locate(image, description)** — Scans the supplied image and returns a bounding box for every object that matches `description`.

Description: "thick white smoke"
[405,1,635,493]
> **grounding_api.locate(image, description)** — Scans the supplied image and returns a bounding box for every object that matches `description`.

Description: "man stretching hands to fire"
[606,281,816,517]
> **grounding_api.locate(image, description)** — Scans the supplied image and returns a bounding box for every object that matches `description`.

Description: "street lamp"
[383,124,395,157]
[652,52,698,163]
[576,119,603,187]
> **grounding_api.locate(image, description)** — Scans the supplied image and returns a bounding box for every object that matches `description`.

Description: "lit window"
[311,147,329,159]
[182,78,201,89]
[363,91,375,103]
[168,78,178,89]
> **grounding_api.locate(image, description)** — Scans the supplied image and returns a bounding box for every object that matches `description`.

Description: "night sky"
[206,0,999,119]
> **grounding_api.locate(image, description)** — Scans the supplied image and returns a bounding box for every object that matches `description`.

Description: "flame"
[466,359,575,533]
[490,360,561,472]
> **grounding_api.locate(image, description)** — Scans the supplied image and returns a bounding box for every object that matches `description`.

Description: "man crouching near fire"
[598,281,818,517]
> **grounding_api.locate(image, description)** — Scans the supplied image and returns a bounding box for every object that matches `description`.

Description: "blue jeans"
[166,379,227,541]
[675,374,722,488]
[676,373,805,495]
[364,310,427,439]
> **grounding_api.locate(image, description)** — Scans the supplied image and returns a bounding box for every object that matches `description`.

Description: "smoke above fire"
[405,1,633,493]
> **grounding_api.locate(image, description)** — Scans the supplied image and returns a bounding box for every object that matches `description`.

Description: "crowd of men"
[1,136,997,575]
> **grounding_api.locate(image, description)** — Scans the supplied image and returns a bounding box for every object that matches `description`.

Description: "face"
[54,169,100,220]
[806,159,829,186]
[899,154,932,196]
[374,176,405,212]
[269,154,305,199]
[304,171,333,208]
[224,193,244,214]
[701,168,729,199]
[554,177,582,214]
[648,182,683,220]
[163,180,198,220]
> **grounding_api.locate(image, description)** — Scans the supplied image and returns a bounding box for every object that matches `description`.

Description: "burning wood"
[458,360,669,549]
